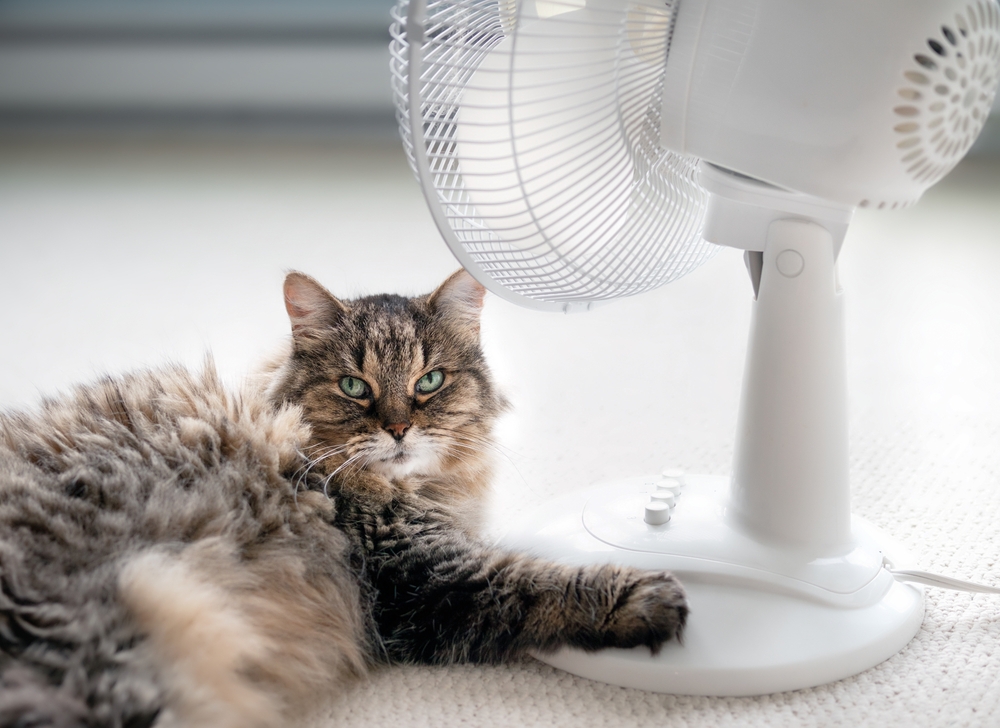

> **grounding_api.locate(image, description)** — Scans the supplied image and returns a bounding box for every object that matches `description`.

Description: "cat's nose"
[384,421,411,441]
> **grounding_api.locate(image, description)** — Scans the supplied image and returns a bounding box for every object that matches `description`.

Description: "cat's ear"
[428,269,486,333]
[283,272,348,338]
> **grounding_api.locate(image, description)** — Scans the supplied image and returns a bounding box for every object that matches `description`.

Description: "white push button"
[650,491,676,507]
[661,468,685,483]
[776,249,805,278]
[644,502,671,525]
[657,477,682,495]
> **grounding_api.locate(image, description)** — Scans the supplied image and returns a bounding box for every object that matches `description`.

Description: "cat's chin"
[368,454,440,480]
[366,433,443,480]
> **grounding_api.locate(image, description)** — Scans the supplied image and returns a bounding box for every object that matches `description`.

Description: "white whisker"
[443,433,531,489]
[321,451,369,497]
[294,444,350,482]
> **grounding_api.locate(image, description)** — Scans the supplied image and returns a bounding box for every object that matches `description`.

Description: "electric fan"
[389,0,1000,695]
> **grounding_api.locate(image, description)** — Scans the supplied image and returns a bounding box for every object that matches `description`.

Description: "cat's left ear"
[283,272,349,339]
[428,269,486,333]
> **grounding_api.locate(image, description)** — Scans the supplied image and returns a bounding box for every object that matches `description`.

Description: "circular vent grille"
[891,1,1000,187]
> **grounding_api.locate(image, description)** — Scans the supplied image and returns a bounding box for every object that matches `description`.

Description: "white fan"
[390,0,1000,695]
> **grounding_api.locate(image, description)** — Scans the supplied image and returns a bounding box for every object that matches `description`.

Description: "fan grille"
[888,1,1000,192]
[391,0,714,307]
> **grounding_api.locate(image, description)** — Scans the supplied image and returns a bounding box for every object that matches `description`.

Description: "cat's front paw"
[337,470,415,506]
[595,570,687,654]
[342,472,396,505]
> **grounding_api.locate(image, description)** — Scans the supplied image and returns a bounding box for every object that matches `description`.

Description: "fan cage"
[390,0,716,308]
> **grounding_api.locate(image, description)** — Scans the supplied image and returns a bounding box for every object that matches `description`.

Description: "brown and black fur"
[0,270,686,728]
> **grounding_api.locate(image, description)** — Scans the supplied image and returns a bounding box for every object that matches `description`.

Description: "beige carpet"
[1,136,998,727]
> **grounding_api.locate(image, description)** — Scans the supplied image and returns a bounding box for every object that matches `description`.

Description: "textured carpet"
[1,137,998,727]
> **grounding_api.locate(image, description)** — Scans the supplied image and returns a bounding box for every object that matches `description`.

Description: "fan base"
[500,475,924,696]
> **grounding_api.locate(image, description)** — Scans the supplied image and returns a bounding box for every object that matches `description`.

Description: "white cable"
[889,568,1000,594]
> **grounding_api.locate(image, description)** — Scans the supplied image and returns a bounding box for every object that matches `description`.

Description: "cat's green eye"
[339,376,370,399]
[415,370,444,395]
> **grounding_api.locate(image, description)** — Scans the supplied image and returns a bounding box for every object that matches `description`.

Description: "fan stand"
[500,164,925,696]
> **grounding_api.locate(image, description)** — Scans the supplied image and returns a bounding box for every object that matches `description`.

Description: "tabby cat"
[0,270,686,728]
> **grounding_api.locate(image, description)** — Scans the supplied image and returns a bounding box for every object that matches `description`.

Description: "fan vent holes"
[859,199,910,210]
[892,1,1000,185]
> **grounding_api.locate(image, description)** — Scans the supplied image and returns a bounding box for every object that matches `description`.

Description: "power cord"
[889,568,1000,594]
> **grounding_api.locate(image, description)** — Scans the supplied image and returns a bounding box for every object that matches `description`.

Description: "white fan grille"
[390,0,714,309]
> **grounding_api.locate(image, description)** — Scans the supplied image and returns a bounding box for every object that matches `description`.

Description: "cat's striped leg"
[364,508,687,665]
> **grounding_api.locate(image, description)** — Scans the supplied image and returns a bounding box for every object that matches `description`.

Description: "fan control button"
[650,491,676,507]
[657,476,683,495]
[776,249,805,278]
[661,468,686,484]
[644,502,671,525]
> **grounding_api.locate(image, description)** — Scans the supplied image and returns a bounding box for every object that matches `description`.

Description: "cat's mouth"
[382,441,422,468]
[373,436,411,462]
[367,431,441,478]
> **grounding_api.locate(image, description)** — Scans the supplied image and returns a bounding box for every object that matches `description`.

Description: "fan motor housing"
[660,0,1000,208]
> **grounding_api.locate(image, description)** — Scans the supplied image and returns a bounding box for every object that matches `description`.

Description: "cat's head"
[269,270,507,492]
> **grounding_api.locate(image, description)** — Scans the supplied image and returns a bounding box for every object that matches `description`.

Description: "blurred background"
[0,0,396,133]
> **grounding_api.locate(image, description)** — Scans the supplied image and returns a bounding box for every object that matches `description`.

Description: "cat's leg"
[332,470,419,506]
[364,507,687,665]
[119,521,368,728]
[119,548,286,728]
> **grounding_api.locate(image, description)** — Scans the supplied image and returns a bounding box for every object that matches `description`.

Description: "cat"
[0,269,687,728]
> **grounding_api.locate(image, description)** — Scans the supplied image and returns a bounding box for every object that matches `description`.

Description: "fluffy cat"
[0,270,687,728]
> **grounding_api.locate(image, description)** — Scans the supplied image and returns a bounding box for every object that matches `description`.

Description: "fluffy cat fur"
[0,270,687,728]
